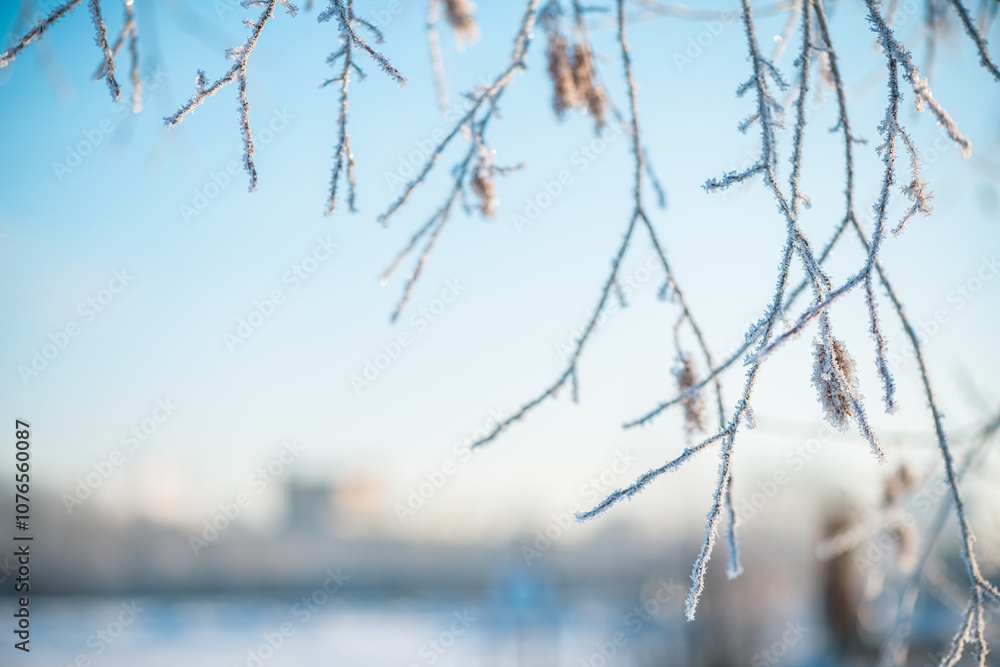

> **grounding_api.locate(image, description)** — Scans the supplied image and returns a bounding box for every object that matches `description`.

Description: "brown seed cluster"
[547,32,576,117]
[443,0,478,44]
[471,152,497,218]
[544,20,606,130]
[812,338,860,430]
[674,353,705,434]
[571,42,606,128]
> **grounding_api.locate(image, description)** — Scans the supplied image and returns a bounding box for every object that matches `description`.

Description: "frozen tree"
[3,0,999,663]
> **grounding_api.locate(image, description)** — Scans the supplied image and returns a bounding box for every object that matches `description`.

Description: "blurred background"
[0,0,999,664]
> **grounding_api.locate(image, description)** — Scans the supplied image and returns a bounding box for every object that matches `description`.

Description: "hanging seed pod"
[546,30,578,118]
[443,0,478,44]
[812,338,860,430]
[571,41,606,129]
[470,154,497,217]
[674,353,705,434]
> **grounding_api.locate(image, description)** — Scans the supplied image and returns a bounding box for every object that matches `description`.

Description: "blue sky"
[0,1,998,541]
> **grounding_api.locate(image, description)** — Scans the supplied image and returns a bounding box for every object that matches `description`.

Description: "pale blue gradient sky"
[0,1,998,541]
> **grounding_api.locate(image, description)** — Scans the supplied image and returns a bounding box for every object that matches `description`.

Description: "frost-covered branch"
[2,0,129,104]
[164,0,298,192]
[425,0,480,113]
[580,0,945,621]
[378,0,538,229]
[426,0,448,112]
[88,0,119,101]
[866,0,972,157]
[812,4,999,661]
[380,116,489,322]
[625,213,854,430]
[469,0,724,455]
[729,0,884,458]
[541,0,743,616]
[375,0,536,320]
[755,0,953,397]
[875,409,1000,667]
[92,0,140,112]
[318,0,404,85]
[946,0,1000,82]
[1,0,84,70]
[320,0,405,216]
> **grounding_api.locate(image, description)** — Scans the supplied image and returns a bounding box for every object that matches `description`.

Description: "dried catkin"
[812,338,859,430]
[674,354,705,434]
[546,31,578,117]
[471,153,497,218]
[571,42,606,128]
[443,0,478,43]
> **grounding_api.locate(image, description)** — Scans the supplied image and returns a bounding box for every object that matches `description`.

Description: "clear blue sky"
[0,1,998,541]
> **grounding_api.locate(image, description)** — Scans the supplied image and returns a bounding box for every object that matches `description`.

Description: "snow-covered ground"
[0,591,821,667]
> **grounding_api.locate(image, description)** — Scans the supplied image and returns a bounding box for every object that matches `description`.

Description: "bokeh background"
[0,0,999,664]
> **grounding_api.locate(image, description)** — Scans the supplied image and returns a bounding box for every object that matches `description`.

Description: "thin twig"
[164,0,296,191]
